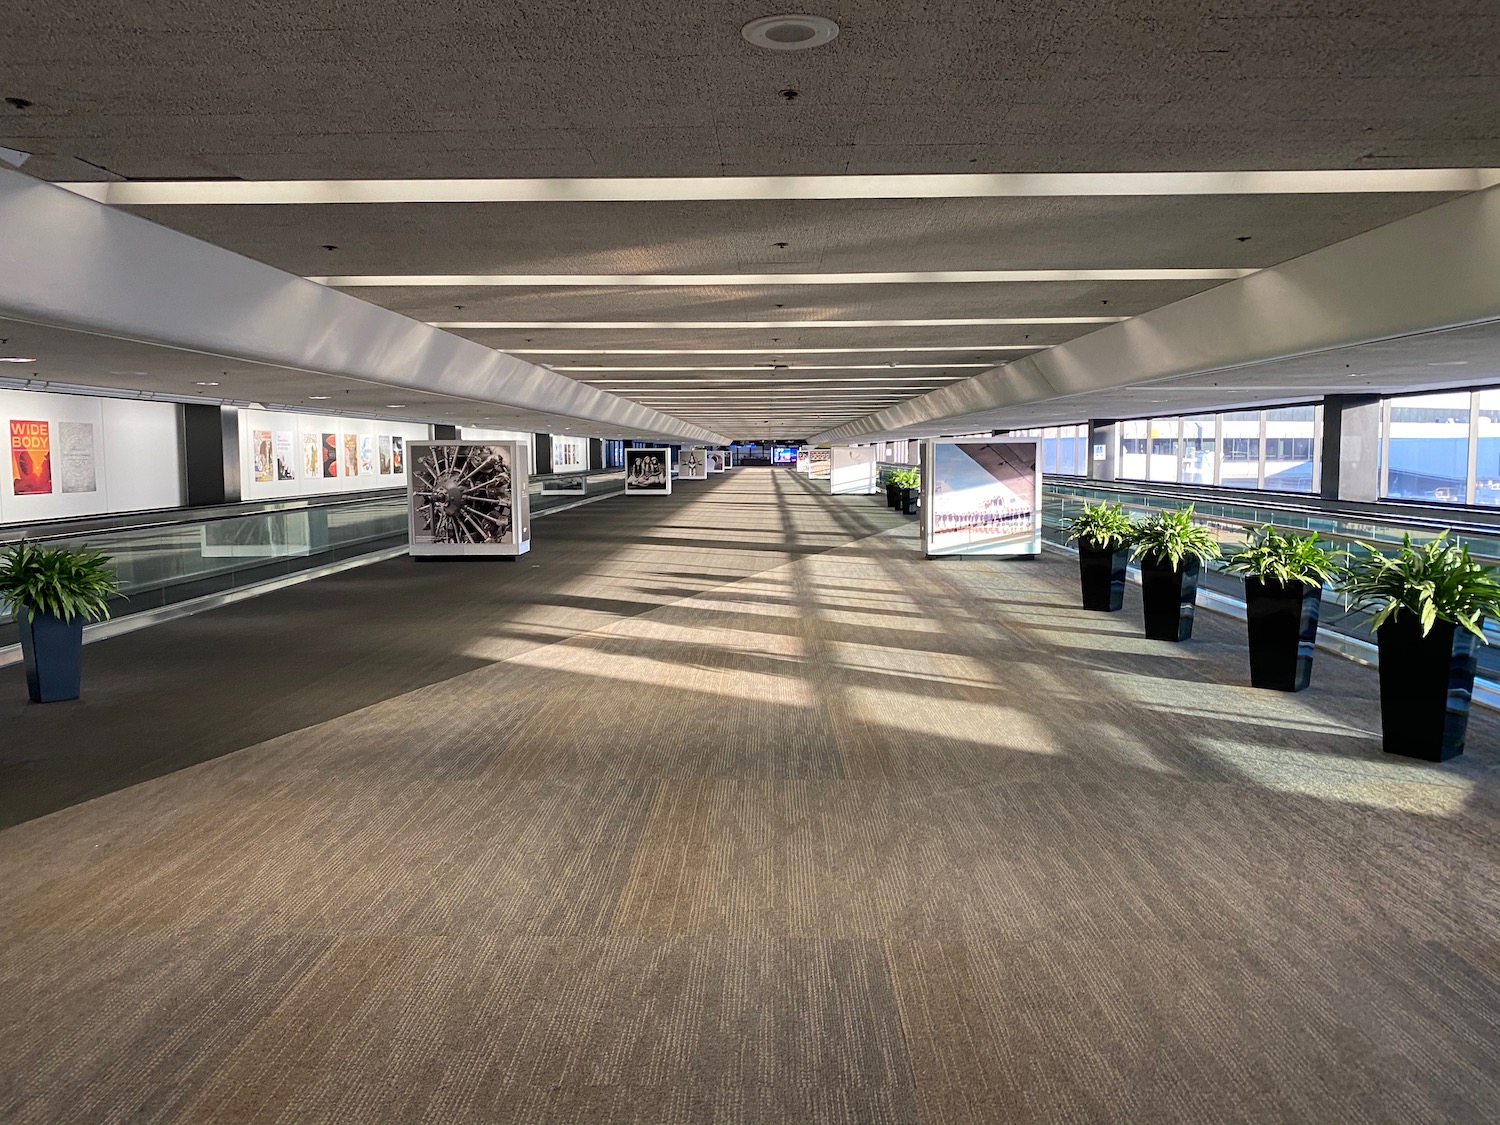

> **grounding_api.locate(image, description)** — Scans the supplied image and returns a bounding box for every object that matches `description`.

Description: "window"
[1384,392,1470,503]
[1115,405,1320,493]
[1263,407,1318,494]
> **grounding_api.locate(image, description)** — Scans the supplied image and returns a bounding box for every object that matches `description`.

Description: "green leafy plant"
[888,467,920,490]
[1128,507,1222,570]
[1222,524,1344,589]
[1341,531,1500,639]
[0,541,120,623]
[1061,501,1135,552]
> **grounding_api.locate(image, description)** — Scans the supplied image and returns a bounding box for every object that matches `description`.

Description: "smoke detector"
[742,15,839,50]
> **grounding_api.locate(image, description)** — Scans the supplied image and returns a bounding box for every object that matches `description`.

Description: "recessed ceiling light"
[308,395,332,399]
[194,380,219,386]
[385,404,406,409]
[0,357,37,363]
[742,14,839,50]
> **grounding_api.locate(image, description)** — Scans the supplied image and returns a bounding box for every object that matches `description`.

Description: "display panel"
[807,448,832,479]
[707,449,726,473]
[771,446,797,465]
[550,435,587,473]
[830,445,878,495]
[922,438,1042,558]
[252,429,274,483]
[795,447,810,473]
[274,431,295,481]
[11,419,52,495]
[678,447,708,480]
[408,441,531,558]
[625,448,672,493]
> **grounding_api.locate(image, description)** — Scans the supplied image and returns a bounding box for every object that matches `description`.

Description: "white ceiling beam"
[316,269,1252,286]
[58,169,1500,206]
[432,317,1124,329]
[812,184,1500,443]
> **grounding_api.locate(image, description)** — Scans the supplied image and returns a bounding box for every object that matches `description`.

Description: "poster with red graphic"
[10,419,53,495]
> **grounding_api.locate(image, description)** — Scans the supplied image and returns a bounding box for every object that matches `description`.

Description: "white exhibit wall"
[830,445,879,494]
[550,435,588,473]
[459,427,536,475]
[1,388,183,524]
[237,408,431,501]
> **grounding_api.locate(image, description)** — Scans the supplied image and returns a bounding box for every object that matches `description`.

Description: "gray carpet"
[3,467,1500,1124]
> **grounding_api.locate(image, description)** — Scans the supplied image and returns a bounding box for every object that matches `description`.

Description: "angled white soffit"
[812,183,1500,443]
[0,168,723,444]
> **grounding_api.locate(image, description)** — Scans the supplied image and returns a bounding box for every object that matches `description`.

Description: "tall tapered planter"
[1244,578,1321,691]
[1077,541,1129,612]
[17,607,84,703]
[901,488,919,515]
[885,482,900,509]
[1139,556,1200,641]
[1375,612,1479,761]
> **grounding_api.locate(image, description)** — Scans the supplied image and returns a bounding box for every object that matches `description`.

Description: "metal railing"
[1042,477,1500,682]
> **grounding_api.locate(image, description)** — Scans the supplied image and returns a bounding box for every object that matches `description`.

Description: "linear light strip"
[512,345,1041,355]
[432,317,1125,328]
[314,268,1252,286]
[559,363,992,372]
[581,379,959,386]
[57,169,1500,206]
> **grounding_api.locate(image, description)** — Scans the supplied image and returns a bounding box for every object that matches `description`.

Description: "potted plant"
[1222,525,1343,692]
[1341,532,1500,760]
[1129,507,1221,641]
[0,540,119,703]
[880,469,901,509]
[1060,501,1135,612]
[889,467,920,515]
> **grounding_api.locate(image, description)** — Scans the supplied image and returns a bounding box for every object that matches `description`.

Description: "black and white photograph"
[625,448,672,494]
[410,443,515,546]
[678,448,708,480]
[708,451,726,473]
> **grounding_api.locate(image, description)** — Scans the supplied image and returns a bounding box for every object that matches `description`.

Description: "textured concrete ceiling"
[2,0,1497,437]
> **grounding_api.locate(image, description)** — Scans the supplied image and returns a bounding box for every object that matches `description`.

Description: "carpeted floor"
[3,467,1500,1124]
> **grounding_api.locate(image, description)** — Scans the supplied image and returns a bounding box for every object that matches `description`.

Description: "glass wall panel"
[1179,414,1217,485]
[1219,411,1261,489]
[1477,391,1500,507]
[1146,417,1180,482]
[1386,392,1470,503]
[1263,405,1318,494]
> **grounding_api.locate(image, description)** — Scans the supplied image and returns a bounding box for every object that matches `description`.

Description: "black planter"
[1077,541,1129,612]
[1375,612,1480,761]
[885,482,900,509]
[1139,556,1201,641]
[1244,577,1321,692]
[901,488,920,515]
[17,607,84,703]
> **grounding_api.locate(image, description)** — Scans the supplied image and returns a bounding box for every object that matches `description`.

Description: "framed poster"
[678,447,708,480]
[625,448,671,494]
[921,438,1042,558]
[830,445,878,495]
[707,450,726,473]
[807,448,832,480]
[550,435,587,473]
[342,433,359,478]
[771,446,797,465]
[58,421,98,494]
[252,429,274,483]
[795,447,810,473]
[391,436,404,475]
[358,434,375,477]
[274,431,295,481]
[303,432,321,479]
[408,441,531,558]
[321,433,339,478]
[10,420,53,495]
[379,435,393,474]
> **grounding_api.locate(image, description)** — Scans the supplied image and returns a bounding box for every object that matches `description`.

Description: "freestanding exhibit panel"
[807,448,832,480]
[408,440,531,558]
[771,446,797,465]
[678,447,709,480]
[830,445,879,494]
[625,448,672,494]
[921,438,1042,558]
[795,448,810,473]
[707,449,726,473]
